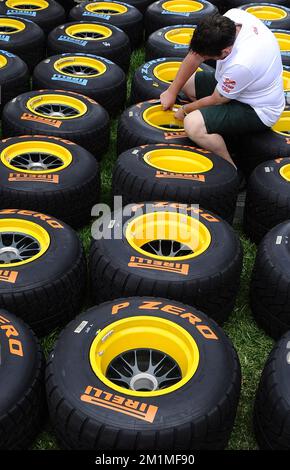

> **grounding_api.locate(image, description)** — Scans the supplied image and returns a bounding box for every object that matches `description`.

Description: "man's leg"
[182,73,197,101]
[183,110,237,167]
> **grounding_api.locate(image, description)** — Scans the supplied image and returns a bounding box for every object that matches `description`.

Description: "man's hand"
[174,107,186,121]
[160,89,177,110]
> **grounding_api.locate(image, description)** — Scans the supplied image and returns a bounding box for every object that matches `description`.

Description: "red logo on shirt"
[222,77,236,93]
[253,26,258,35]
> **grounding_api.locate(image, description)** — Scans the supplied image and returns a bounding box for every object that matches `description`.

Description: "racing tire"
[0,209,87,336]
[117,100,193,154]
[112,144,239,223]
[0,15,45,71]
[225,0,288,7]
[124,0,155,13]
[2,89,110,158]
[0,50,29,113]
[89,202,243,324]
[131,57,214,103]
[233,106,290,177]
[272,29,290,66]
[244,157,290,243]
[69,1,143,49]
[33,53,127,116]
[0,310,45,449]
[250,220,290,339]
[145,0,217,37]
[238,3,290,31]
[47,21,131,72]
[46,296,241,450]
[146,24,194,60]
[0,0,66,34]
[254,331,290,450]
[0,136,100,229]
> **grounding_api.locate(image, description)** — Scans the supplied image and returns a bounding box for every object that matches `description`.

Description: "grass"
[34,48,274,451]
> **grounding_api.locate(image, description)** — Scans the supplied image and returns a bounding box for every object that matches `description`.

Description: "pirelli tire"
[47,21,131,72]
[46,297,241,451]
[225,0,288,7]
[89,202,243,324]
[0,0,66,34]
[144,0,217,38]
[125,0,155,14]
[146,24,194,61]
[244,157,290,243]
[238,3,290,31]
[0,310,45,449]
[131,57,214,104]
[0,136,100,229]
[0,209,87,337]
[272,29,290,66]
[0,50,29,113]
[0,16,45,71]
[33,54,127,116]
[112,145,239,223]
[233,106,290,177]
[69,1,143,49]
[250,220,290,339]
[254,331,290,450]
[117,100,193,154]
[2,90,110,158]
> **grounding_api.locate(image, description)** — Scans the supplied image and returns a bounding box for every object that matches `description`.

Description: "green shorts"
[194,70,269,135]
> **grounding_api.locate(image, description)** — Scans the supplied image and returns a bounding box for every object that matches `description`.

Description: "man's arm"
[160,51,204,110]
[183,88,230,114]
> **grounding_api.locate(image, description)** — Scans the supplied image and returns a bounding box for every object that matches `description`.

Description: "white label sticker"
[74,320,88,334]
[276,236,282,245]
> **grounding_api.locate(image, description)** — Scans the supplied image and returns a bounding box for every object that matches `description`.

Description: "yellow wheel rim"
[26,94,87,120]
[125,211,211,261]
[54,56,106,78]
[65,23,112,41]
[85,1,128,14]
[162,0,203,13]
[0,141,73,174]
[274,31,290,52]
[143,104,185,131]
[272,109,290,136]
[0,18,25,34]
[246,6,287,21]
[144,148,213,173]
[0,218,50,267]
[165,26,194,45]
[153,61,203,83]
[280,163,290,181]
[0,54,8,69]
[5,0,48,10]
[283,69,290,92]
[89,316,199,397]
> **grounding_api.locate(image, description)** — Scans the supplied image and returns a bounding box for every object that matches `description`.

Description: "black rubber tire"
[0,135,100,229]
[69,1,143,49]
[0,49,29,113]
[46,296,241,450]
[47,21,131,72]
[131,57,214,103]
[0,209,87,337]
[146,24,194,61]
[117,100,193,154]
[32,53,127,116]
[57,0,76,11]
[145,0,217,37]
[112,144,239,223]
[2,89,110,158]
[0,310,45,449]
[124,0,155,13]
[0,0,66,34]
[244,157,290,244]
[90,202,243,324]
[0,15,45,71]
[238,3,290,31]
[250,220,290,339]
[232,104,290,178]
[272,29,290,66]
[225,0,289,7]
[254,331,290,450]
[284,65,290,107]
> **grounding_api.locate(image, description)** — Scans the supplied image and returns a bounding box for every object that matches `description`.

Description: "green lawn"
[35,48,274,450]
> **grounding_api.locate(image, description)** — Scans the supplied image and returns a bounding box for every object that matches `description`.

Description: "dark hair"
[190,13,236,57]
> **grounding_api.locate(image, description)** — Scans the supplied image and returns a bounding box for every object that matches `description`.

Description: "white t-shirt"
[215,8,285,127]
